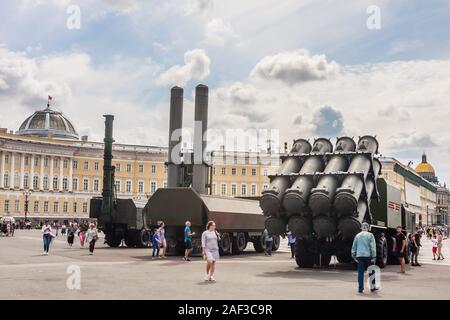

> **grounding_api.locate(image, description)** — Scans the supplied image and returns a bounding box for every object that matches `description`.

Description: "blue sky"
[0,0,450,184]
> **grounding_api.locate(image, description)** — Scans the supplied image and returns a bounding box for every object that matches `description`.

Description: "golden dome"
[415,152,435,174]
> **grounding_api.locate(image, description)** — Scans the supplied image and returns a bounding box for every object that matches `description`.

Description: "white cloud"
[157,49,211,86]
[204,18,236,46]
[185,0,213,16]
[250,49,340,85]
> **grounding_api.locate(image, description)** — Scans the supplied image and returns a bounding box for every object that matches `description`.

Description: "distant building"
[0,104,277,222]
[415,152,439,184]
[436,185,449,225]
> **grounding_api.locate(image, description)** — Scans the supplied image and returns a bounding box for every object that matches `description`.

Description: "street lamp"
[23,189,32,222]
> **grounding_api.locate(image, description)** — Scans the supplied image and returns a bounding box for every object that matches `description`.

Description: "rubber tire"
[136,229,150,248]
[232,232,247,254]
[124,232,137,248]
[105,233,122,248]
[295,239,315,268]
[253,236,266,253]
[219,233,232,256]
[272,235,281,251]
[376,233,388,268]
[316,254,332,267]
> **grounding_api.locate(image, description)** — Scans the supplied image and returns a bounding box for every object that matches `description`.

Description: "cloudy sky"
[0,0,450,184]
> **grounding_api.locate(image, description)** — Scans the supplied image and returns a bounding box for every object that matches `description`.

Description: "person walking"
[431,234,438,260]
[183,221,195,261]
[351,222,377,293]
[408,234,417,265]
[41,220,54,255]
[10,222,15,237]
[428,227,433,240]
[394,226,407,273]
[78,224,87,248]
[86,223,99,255]
[61,224,67,236]
[158,222,167,258]
[436,231,445,260]
[151,229,162,259]
[262,228,273,256]
[201,221,220,282]
[6,222,11,237]
[67,223,76,248]
[287,231,296,258]
[412,229,423,266]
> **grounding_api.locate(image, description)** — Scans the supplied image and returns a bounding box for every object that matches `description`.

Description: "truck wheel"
[316,254,332,267]
[232,232,247,254]
[105,233,122,247]
[253,236,266,253]
[124,232,137,248]
[376,234,388,268]
[336,251,353,263]
[136,229,150,248]
[295,239,315,268]
[219,233,232,255]
[272,235,281,251]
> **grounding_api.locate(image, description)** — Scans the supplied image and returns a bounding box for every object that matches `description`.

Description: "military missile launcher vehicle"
[89,115,150,248]
[143,85,280,255]
[261,136,411,268]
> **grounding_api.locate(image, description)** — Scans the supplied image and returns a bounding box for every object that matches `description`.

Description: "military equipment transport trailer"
[261,136,412,268]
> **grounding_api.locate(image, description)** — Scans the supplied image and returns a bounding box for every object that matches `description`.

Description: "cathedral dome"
[415,152,435,175]
[16,104,79,140]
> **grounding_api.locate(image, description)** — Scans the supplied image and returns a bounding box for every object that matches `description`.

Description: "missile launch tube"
[282,138,333,216]
[260,139,312,216]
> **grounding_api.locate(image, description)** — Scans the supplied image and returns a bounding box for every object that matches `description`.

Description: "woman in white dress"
[158,221,167,258]
[201,221,221,282]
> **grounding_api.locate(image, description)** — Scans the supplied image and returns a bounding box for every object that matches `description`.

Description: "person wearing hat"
[351,222,377,293]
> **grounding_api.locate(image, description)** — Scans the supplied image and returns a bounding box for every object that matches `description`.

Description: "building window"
[73,202,77,213]
[15,200,20,213]
[63,159,68,169]
[241,184,247,196]
[116,163,121,172]
[231,184,237,196]
[83,179,89,191]
[33,176,39,189]
[33,201,39,213]
[94,179,99,192]
[14,173,20,188]
[212,167,216,176]
[83,202,88,213]
[63,177,68,190]
[94,162,99,171]
[251,184,257,196]
[164,166,167,174]
[115,180,121,193]
[139,164,144,173]
[211,183,216,195]
[44,157,49,167]
[63,202,68,213]
[24,156,29,166]
[126,180,132,193]
[34,157,39,166]
[72,178,78,191]
[53,177,58,190]
[263,184,269,191]
[252,168,257,176]
[263,169,268,176]
[151,165,156,174]
[53,158,58,168]
[4,200,9,213]
[231,168,236,176]
[221,168,226,176]
[221,183,227,196]
[5,154,9,164]
[44,201,49,213]
[24,174,29,189]
[43,176,49,189]
[242,168,246,176]
[3,173,9,188]
[151,181,157,193]
[73,160,78,169]
[53,202,59,213]
[126,164,132,173]
[138,181,144,193]
[84,161,89,170]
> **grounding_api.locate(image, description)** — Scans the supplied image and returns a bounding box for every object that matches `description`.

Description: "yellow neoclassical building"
[0,106,278,221]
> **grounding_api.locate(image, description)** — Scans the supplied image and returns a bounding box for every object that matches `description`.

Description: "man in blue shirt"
[262,228,273,257]
[351,222,377,293]
[287,231,296,258]
[183,221,195,261]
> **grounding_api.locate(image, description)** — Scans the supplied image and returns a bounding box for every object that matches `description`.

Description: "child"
[432,235,438,260]
[151,229,162,259]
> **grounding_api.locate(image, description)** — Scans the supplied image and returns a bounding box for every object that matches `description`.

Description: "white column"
[69,158,73,192]
[10,151,15,189]
[59,157,64,192]
[40,156,44,190]
[30,154,35,189]
[19,153,25,189]
[49,156,54,191]
[0,151,5,188]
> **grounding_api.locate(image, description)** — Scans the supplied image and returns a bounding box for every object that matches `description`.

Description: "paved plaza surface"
[1,230,449,300]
